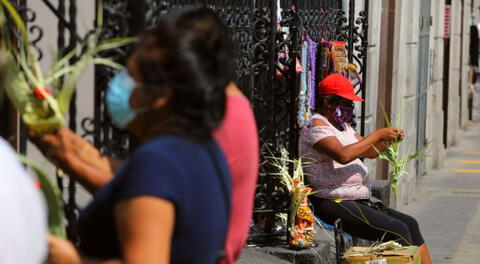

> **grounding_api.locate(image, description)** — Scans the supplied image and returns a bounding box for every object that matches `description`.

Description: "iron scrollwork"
[9,0,370,247]
[345,0,369,135]
[16,5,44,60]
[91,0,369,246]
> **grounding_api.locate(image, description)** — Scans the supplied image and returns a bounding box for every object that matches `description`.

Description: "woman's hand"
[375,127,404,142]
[356,128,404,159]
[47,235,81,264]
[28,127,110,171]
[28,127,114,194]
[29,128,112,171]
[28,128,76,167]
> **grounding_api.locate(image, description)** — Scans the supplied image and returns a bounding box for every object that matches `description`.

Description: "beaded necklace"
[297,37,320,128]
[308,37,317,111]
[298,41,309,128]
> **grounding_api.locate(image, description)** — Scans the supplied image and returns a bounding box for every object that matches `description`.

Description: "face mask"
[106,70,141,129]
[333,105,354,124]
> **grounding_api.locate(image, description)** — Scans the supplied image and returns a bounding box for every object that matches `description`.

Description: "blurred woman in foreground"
[42,8,233,264]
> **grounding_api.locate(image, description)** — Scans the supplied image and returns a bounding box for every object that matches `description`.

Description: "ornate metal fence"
[6,0,369,246]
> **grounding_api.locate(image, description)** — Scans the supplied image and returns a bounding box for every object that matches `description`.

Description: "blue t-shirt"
[78,135,231,264]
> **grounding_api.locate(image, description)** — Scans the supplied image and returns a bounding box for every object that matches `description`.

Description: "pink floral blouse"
[299,113,370,200]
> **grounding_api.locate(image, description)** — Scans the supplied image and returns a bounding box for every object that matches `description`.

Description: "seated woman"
[299,73,432,264]
[44,8,233,264]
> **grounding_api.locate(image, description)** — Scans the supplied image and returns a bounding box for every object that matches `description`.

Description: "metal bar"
[334,218,345,264]
[55,0,66,201]
[41,0,82,42]
[65,0,79,243]
[347,0,355,63]
[93,0,101,149]
[18,0,28,155]
[288,1,299,157]
[287,0,299,246]
[360,0,369,136]
[265,0,278,244]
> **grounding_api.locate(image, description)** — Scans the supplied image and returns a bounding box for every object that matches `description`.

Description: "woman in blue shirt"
[46,8,233,264]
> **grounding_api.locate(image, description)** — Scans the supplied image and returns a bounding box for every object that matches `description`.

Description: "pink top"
[213,95,259,264]
[298,113,370,200]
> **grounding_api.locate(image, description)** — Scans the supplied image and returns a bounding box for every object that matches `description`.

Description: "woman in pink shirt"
[299,74,431,264]
[214,83,259,263]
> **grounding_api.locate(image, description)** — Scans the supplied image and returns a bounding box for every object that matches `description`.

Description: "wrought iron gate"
[6,0,369,246]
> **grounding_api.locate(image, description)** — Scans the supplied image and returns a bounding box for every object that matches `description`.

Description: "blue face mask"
[106,70,140,129]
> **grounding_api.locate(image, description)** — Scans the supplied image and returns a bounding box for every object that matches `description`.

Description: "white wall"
[445,0,473,146]
[360,0,381,181]
[389,0,421,208]
[426,0,446,170]
[461,1,472,129]
[447,0,463,146]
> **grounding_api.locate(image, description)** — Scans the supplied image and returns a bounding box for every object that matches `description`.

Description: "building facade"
[363,0,477,208]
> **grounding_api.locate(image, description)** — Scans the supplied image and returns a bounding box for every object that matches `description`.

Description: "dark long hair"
[135,8,234,141]
[314,94,341,113]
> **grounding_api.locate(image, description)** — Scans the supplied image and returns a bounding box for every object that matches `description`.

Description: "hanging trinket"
[297,41,309,128]
[308,38,317,113]
[347,63,362,87]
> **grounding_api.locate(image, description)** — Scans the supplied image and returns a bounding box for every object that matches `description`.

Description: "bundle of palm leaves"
[375,106,429,197]
[343,241,407,257]
[0,0,136,133]
[18,155,66,238]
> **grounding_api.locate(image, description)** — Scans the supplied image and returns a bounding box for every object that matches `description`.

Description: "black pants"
[310,196,425,246]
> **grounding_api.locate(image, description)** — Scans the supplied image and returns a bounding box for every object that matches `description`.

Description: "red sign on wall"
[445,5,451,38]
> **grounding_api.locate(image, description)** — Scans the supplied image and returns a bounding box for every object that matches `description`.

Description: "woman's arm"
[62,153,115,193]
[29,128,116,194]
[354,134,390,159]
[115,196,175,264]
[354,128,405,159]
[311,119,401,164]
[47,196,174,264]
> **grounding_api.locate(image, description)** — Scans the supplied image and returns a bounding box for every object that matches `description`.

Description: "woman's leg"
[383,208,424,245]
[384,208,432,264]
[310,197,414,245]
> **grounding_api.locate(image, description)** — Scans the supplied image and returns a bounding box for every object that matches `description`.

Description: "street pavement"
[403,121,480,264]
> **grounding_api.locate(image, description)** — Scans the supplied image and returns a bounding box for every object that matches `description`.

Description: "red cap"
[318,73,364,101]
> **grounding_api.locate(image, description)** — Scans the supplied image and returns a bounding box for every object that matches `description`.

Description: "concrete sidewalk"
[403,122,480,264]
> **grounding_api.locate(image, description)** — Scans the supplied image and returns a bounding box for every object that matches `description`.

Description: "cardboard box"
[342,246,420,264]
